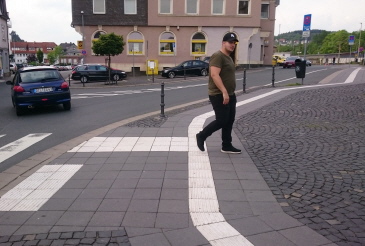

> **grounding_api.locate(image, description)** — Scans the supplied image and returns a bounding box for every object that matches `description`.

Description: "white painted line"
[0,164,82,211]
[0,133,52,163]
[0,135,5,138]
[187,68,361,245]
[68,137,189,152]
[344,68,361,83]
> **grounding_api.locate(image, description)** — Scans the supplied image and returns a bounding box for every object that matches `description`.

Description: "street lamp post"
[358,23,362,62]
[81,11,85,64]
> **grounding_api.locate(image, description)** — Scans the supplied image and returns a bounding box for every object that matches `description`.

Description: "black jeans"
[200,93,237,147]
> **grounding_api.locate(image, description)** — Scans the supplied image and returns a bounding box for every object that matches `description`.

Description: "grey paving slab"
[164,227,210,246]
[55,211,94,226]
[158,200,189,213]
[155,213,189,229]
[160,188,188,200]
[68,198,103,211]
[129,232,170,246]
[13,225,53,235]
[247,231,296,246]
[279,226,332,246]
[127,199,159,213]
[122,212,156,227]
[97,199,130,212]
[77,188,109,199]
[88,212,125,227]
[132,188,161,199]
[136,178,163,189]
[23,211,64,226]
[228,216,274,236]
[0,212,34,225]
[39,198,75,211]
[105,188,134,199]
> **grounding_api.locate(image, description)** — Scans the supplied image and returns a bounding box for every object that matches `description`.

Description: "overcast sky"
[6,0,365,44]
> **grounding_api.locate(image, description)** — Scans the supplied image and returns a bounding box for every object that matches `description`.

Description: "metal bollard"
[243,68,246,93]
[68,74,71,87]
[272,66,275,87]
[160,81,165,118]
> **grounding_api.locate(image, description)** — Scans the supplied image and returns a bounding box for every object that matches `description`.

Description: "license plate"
[34,87,53,93]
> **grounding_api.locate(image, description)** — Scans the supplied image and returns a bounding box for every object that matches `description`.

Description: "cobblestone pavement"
[0,230,130,246]
[234,84,365,246]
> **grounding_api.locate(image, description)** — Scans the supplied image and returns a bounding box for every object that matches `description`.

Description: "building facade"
[0,0,10,76]
[10,42,57,64]
[71,0,279,72]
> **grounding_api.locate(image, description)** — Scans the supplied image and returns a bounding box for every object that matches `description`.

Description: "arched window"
[191,32,207,55]
[128,32,144,55]
[92,31,106,55]
[159,32,176,55]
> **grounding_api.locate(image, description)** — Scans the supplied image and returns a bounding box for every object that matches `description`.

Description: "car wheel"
[80,76,88,83]
[168,72,175,79]
[63,101,71,111]
[112,74,120,81]
[201,69,208,76]
[15,105,24,116]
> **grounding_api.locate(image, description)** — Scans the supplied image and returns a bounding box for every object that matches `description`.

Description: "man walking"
[196,32,241,154]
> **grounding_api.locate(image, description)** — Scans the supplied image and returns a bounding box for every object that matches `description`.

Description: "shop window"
[191,32,207,55]
[128,32,144,55]
[159,32,176,55]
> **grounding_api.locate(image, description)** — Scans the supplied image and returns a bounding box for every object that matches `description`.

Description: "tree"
[92,32,125,81]
[47,51,56,65]
[26,54,37,64]
[36,49,44,64]
[320,30,350,54]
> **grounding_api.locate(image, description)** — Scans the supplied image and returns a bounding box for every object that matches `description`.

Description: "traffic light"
[77,41,83,49]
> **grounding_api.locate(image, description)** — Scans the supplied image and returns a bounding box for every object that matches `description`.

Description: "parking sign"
[303,14,312,31]
[349,35,355,45]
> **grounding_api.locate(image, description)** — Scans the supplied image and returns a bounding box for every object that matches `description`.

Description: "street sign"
[81,50,86,55]
[302,31,311,38]
[349,35,355,45]
[303,14,312,31]
[77,41,83,49]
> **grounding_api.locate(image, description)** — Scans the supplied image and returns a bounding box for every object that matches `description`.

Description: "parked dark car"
[71,64,127,83]
[6,66,71,116]
[161,60,209,78]
[282,56,300,68]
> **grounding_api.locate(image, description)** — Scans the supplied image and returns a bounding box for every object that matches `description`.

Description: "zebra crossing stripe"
[0,164,82,211]
[0,133,52,163]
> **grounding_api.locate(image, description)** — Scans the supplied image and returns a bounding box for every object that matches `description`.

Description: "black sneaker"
[196,133,205,151]
[221,146,241,154]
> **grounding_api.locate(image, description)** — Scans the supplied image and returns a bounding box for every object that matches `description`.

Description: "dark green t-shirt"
[208,51,236,96]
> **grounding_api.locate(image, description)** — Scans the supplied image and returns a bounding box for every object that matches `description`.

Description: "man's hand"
[222,91,229,105]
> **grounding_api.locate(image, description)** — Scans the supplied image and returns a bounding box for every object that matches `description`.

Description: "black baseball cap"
[223,32,239,42]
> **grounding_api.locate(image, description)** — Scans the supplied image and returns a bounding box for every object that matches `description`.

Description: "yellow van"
[272,55,285,66]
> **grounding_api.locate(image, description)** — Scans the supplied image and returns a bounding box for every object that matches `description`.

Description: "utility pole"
[358,23,362,61]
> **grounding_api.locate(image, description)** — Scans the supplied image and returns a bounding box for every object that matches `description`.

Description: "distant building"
[0,0,10,76]
[10,41,57,64]
[71,0,280,72]
[59,42,83,65]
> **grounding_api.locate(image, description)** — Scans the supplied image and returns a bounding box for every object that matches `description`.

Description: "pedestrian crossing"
[0,133,52,164]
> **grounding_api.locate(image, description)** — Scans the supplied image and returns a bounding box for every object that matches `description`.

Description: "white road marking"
[0,133,52,163]
[344,68,361,83]
[0,164,82,211]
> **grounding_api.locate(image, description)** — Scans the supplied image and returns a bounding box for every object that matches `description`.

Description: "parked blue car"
[6,66,71,116]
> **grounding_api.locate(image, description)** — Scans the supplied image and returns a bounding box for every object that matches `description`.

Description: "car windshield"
[20,70,61,83]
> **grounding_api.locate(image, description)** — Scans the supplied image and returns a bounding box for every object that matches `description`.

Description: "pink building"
[71,0,280,72]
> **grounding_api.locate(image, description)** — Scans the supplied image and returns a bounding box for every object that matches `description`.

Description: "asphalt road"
[0,65,343,172]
